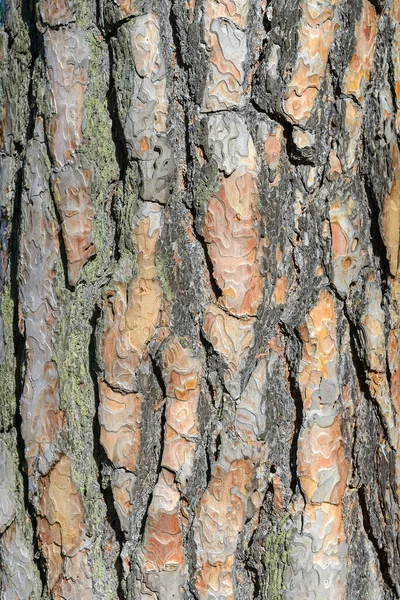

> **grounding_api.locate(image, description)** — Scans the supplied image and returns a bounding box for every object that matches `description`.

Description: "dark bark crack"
[89,302,126,600]
[358,485,399,597]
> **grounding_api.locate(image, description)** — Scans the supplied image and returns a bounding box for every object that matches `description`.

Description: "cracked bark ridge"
[193,357,268,600]
[18,119,63,477]
[136,336,201,599]
[39,0,76,26]
[98,8,172,538]
[124,12,175,205]
[204,113,264,318]
[37,455,94,599]
[284,291,348,600]
[44,23,96,286]
[103,0,150,27]
[0,27,13,365]
[97,204,164,532]
[284,0,337,125]
[329,189,368,297]
[385,139,400,500]
[201,0,250,111]
[0,156,10,366]
[0,441,35,599]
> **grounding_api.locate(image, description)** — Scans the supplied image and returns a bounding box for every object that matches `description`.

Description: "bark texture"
[0,0,400,598]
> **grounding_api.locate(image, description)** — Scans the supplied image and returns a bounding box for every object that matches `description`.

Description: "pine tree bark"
[0,0,400,598]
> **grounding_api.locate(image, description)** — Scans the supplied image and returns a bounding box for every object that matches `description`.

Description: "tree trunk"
[0,0,400,598]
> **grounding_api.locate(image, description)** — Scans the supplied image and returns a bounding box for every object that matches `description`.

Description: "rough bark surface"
[0,0,400,598]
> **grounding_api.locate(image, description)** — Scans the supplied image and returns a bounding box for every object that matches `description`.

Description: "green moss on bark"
[78,21,119,285]
[262,515,292,600]
[156,254,174,303]
[0,287,17,429]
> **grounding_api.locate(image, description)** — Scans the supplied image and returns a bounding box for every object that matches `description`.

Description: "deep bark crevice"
[343,303,394,448]
[105,43,128,182]
[21,0,41,144]
[279,323,303,497]
[362,174,390,290]
[89,303,125,600]
[358,485,399,597]
[47,178,76,293]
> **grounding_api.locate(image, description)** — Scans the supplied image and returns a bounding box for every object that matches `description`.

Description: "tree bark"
[0,0,400,598]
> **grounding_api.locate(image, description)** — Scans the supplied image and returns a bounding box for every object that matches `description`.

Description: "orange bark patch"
[343,0,377,104]
[195,459,254,598]
[297,291,337,406]
[44,27,89,169]
[264,128,282,169]
[272,475,284,511]
[304,502,347,559]
[382,143,400,277]
[286,291,348,598]
[263,125,283,185]
[298,418,348,504]
[99,282,140,393]
[331,221,348,257]
[203,172,264,316]
[273,276,288,304]
[38,456,93,597]
[40,0,75,25]
[284,0,337,124]
[98,380,142,472]
[328,149,343,179]
[160,337,201,477]
[203,303,255,399]
[52,165,96,286]
[99,205,163,392]
[142,469,185,572]
[196,556,234,600]
[114,0,138,18]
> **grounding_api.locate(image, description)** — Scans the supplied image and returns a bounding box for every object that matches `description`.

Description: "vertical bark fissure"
[89,302,125,599]
[344,302,394,447]
[358,484,399,596]
[280,325,305,496]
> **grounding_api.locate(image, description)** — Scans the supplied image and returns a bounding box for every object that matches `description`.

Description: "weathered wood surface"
[0,0,400,598]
